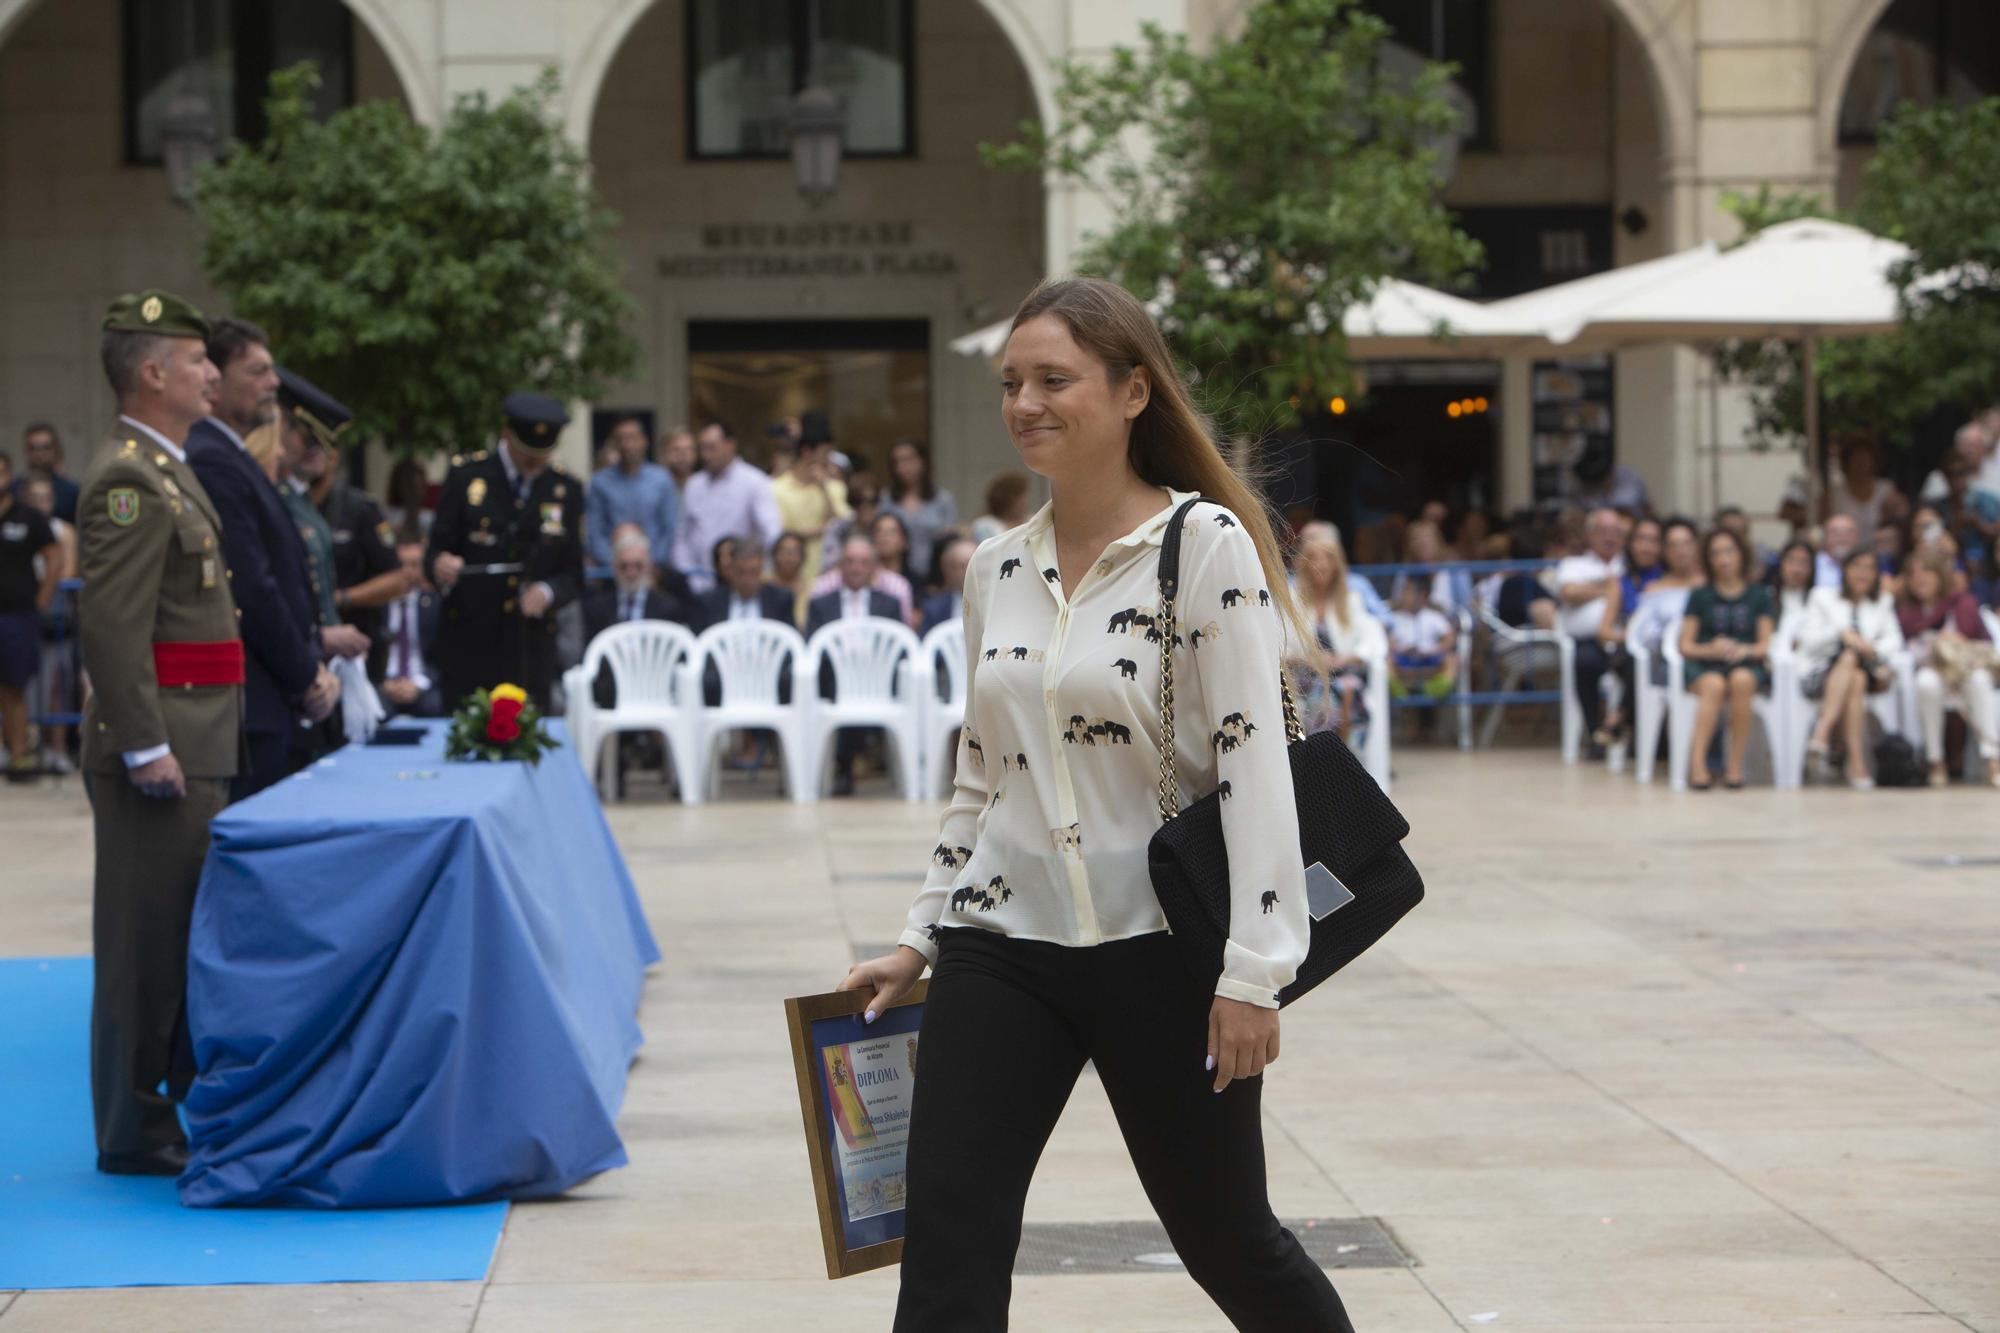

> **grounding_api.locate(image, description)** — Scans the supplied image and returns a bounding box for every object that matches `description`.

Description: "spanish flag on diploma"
[822,1046,877,1149]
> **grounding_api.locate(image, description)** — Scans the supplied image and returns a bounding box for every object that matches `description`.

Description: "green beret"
[103,289,210,339]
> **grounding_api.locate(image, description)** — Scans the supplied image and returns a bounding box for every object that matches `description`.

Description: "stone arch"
[1594,0,1697,187]
[1816,0,1897,158]
[342,0,439,127]
[565,0,1058,147]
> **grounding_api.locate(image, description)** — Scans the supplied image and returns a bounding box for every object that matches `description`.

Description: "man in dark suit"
[693,536,797,633]
[375,541,444,718]
[806,534,902,796]
[181,317,336,801]
[580,530,693,707]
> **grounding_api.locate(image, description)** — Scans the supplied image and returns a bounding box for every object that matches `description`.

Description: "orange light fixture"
[1328,396,1347,415]
[1447,402,1462,419]
[1474,396,1489,412]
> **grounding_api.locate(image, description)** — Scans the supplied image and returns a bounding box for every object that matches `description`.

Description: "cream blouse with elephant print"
[896,488,1310,1009]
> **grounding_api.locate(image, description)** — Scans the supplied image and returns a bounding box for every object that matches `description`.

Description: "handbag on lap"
[1147,497,1425,1007]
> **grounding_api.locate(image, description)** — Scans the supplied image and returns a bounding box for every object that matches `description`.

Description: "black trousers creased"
[895,928,1352,1333]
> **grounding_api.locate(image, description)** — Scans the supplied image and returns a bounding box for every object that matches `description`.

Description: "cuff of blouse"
[1214,975,1283,1011]
[896,928,940,967]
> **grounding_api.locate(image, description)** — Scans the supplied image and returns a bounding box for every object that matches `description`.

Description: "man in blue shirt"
[586,415,678,571]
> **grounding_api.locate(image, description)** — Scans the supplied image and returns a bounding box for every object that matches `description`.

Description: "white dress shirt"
[384,591,432,691]
[672,459,783,593]
[839,585,872,620]
[1555,551,1623,639]
[896,490,1309,1010]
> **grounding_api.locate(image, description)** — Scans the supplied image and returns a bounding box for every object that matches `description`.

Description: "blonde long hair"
[1294,522,1352,632]
[1009,276,1311,648]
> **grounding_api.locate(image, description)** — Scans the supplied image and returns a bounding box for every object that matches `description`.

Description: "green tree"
[983,0,1481,435]
[195,65,637,457]
[1719,98,2000,453]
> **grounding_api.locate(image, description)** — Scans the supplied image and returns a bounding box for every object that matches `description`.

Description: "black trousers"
[1572,637,1612,733]
[896,928,1352,1333]
[232,726,290,804]
[87,771,229,1161]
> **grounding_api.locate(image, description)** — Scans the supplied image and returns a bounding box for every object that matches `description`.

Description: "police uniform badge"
[468,477,488,508]
[540,502,563,536]
[140,295,163,323]
[376,521,395,547]
[201,557,217,588]
[107,488,139,526]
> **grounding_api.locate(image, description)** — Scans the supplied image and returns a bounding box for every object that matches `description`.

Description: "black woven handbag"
[1146,497,1425,1007]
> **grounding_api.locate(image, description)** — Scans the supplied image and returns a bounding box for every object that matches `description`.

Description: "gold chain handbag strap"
[1154,499,1305,825]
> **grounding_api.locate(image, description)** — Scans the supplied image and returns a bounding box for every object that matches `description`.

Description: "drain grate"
[1014,1217,1409,1276]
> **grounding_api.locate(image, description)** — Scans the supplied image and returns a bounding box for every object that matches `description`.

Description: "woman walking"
[839,276,1353,1332]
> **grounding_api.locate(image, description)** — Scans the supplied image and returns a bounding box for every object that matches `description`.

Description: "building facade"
[0,0,1990,526]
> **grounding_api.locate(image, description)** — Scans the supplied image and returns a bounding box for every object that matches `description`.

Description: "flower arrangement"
[443,683,557,765]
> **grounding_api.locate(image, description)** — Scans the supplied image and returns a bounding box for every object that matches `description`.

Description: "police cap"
[503,391,568,453]
[277,366,354,450]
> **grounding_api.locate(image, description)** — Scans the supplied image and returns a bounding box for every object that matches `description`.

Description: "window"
[687,0,914,159]
[123,0,353,165]
[1840,0,2000,144]
[1362,0,1492,150]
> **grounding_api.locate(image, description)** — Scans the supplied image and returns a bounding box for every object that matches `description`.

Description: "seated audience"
[807,535,904,796]
[1798,548,1903,789]
[1603,517,1698,748]
[1897,547,1998,788]
[769,531,810,625]
[769,413,849,595]
[1815,514,1860,589]
[376,541,443,718]
[1713,505,1771,576]
[972,471,1032,545]
[1934,453,1999,599]
[1391,519,1468,612]
[1767,539,1817,648]
[1558,507,1626,749]
[1679,529,1774,790]
[823,469,882,568]
[695,538,799,633]
[1289,522,1387,743]
[919,534,977,632]
[809,515,914,622]
[1385,575,1456,706]
[583,532,688,648]
[1486,516,1557,631]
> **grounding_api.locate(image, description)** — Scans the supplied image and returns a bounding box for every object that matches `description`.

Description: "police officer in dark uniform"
[425,392,583,711]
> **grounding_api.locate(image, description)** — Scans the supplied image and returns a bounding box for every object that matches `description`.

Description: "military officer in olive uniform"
[78,291,243,1175]
[425,392,583,710]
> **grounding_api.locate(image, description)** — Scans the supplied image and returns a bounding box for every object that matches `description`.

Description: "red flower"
[486,696,525,743]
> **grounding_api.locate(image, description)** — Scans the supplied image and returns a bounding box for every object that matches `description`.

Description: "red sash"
[153,640,245,688]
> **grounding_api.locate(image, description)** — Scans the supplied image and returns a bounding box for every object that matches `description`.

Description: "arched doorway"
[579,0,1047,509]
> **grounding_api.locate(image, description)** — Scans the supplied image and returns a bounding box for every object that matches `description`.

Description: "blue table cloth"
[179,720,659,1208]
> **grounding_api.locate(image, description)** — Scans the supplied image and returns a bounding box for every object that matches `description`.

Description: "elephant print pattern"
[894,490,1310,1013]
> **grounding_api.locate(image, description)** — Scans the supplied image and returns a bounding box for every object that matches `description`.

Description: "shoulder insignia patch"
[153,453,169,467]
[376,521,395,546]
[108,487,139,526]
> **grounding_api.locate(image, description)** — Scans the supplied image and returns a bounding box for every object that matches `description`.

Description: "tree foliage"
[195,65,637,457]
[983,0,1481,435]
[1719,97,2000,452]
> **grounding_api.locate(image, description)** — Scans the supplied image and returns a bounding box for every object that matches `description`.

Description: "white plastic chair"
[691,619,814,803]
[1627,616,1669,784]
[918,618,968,800]
[564,621,703,805]
[1662,638,1797,790]
[804,618,927,803]
[1467,604,1577,757]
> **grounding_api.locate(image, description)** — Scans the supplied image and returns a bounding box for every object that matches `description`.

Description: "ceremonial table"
[177,720,659,1208]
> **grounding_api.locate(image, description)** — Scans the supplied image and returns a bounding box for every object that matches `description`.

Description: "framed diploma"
[784,981,928,1279]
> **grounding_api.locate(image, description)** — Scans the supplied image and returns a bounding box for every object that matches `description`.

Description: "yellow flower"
[491,683,528,705]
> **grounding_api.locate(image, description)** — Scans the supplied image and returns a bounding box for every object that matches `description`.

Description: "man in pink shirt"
[670,419,783,593]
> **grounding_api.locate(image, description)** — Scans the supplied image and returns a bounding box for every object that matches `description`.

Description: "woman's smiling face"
[998,314,1147,482]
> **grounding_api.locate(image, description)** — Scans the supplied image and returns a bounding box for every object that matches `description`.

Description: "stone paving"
[1,747,1995,1331]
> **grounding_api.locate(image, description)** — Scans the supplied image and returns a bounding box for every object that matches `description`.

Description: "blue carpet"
[0,958,507,1288]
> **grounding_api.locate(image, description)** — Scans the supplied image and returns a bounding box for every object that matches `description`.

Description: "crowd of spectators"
[11,398,2000,795]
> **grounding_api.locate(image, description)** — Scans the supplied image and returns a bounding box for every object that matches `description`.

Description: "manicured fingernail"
[864,1010,877,1024]
[1204,1054,1215,1071]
